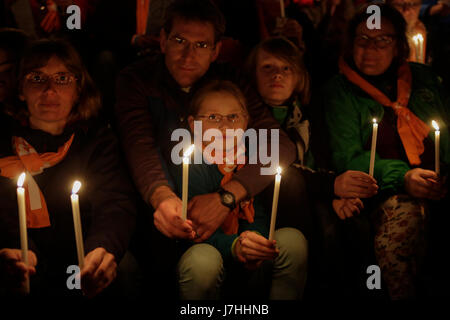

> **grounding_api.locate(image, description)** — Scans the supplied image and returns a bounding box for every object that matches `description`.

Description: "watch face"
[223,193,233,204]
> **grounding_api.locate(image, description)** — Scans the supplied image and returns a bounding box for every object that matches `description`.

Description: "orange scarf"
[0,134,74,228]
[339,57,430,165]
[218,162,255,235]
[206,146,255,235]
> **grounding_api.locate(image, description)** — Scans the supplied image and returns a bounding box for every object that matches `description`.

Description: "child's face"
[256,49,298,106]
[189,91,248,151]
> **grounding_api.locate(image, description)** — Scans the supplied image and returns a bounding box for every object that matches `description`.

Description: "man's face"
[160,18,221,88]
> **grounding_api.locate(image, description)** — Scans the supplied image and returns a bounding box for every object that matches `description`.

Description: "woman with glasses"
[0,39,137,297]
[323,3,450,299]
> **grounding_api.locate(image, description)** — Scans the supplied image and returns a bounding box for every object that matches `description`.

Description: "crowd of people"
[0,0,449,301]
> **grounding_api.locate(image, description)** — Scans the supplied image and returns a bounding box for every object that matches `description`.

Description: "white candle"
[182,145,195,220]
[432,120,440,176]
[70,181,85,269]
[369,119,378,177]
[17,172,29,294]
[269,167,282,241]
[279,0,285,18]
[412,33,424,63]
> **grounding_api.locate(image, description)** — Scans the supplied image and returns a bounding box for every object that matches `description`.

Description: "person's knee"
[177,244,224,298]
[275,228,308,268]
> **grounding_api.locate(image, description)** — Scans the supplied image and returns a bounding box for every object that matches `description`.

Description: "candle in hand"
[182,145,195,220]
[71,181,85,269]
[432,120,440,176]
[369,119,378,177]
[269,167,282,241]
[17,172,29,294]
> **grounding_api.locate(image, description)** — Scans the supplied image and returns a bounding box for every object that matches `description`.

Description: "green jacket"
[323,63,450,193]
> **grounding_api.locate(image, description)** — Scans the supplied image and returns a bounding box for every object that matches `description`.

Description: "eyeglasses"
[390,2,421,10]
[168,36,215,56]
[24,71,77,88]
[196,113,246,124]
[259,64,294,76]
[354,34,396,49]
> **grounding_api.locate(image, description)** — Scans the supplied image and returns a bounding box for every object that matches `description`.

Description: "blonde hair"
[189,80,249,117]
[243,36,311,106]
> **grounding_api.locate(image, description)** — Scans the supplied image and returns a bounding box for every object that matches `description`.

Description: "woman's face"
[189,91,248,151]
[256,49,298,106]
[20,56,78,133]
[353,19,398,76]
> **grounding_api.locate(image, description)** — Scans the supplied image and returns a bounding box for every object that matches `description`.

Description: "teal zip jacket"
[323,63,450,194]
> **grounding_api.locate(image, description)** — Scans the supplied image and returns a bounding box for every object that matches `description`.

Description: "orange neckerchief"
[137,0,151,35]
[339,57,430,165]
[0,134,74,228]
[206,147,255,235]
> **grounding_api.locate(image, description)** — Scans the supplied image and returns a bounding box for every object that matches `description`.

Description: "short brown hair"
[243,37,311,106]
[11,38,101,123]
[189,80,248,117]
[163,0,226,43]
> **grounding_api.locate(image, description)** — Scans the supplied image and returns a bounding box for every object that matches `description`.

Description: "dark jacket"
[0,116,137,289]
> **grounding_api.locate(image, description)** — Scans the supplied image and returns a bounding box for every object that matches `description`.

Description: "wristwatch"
[217,187,236,210]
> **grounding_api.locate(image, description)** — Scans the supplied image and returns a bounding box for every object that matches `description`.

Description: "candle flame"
[183,144,195,158]
[17,172,26,188]
[432,120,439,131]
[373,118,377,124]
[412,33,423,44]
[277,167,282,175]
[72,181,82,194]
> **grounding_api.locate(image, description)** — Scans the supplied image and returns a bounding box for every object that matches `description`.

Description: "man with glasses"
[114,0,295,298]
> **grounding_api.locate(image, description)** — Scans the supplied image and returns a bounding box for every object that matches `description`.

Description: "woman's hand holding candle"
[0,248,37,289]
[404,168,447,200]
[80,247,117,298]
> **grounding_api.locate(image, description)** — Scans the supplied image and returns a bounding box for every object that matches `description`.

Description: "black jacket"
[0,116,137,290]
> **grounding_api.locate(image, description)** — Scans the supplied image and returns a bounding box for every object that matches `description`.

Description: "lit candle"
[369,119,378,177]
[412,33,424,63]
[16,172,29,294]
[182,145,195,220]
[279,0,285,18]
[269,167,282,241]
[432,120,440,176]
[70,181,84,269]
